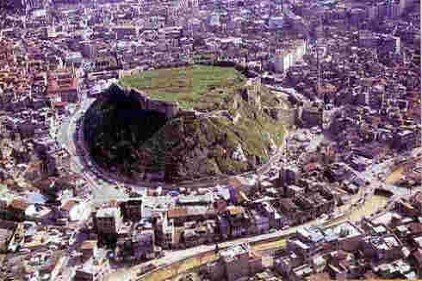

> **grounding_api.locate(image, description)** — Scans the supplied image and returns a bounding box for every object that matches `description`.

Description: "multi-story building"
[75,248,110,281]
[220,244,250,281]
[120,198,143,221]
[273,39,307,73]
[47,69,80,103]
[94,207,123,234]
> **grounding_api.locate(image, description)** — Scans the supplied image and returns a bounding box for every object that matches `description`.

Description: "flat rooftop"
[219,244,249,262]
[324,221,363,240]
[96,207,120,218]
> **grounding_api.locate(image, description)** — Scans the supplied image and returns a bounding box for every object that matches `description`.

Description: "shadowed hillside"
[83,66,288,183]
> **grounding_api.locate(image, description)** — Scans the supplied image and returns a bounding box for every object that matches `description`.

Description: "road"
[55,92,127,204]
[105,190,392,281]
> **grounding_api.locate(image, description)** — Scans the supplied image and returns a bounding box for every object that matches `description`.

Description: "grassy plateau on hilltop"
[119,65,245,109]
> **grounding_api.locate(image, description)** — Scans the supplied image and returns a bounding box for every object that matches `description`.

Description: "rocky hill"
[83,66,289,183]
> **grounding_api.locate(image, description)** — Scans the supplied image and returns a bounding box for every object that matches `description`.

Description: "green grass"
[119,65,245,109]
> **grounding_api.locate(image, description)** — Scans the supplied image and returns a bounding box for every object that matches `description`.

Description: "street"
[55,91,127,204]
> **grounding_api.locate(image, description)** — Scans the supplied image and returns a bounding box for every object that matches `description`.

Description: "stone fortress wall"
[106,75,264,121]
[114,62,265,120]
[129,88,180,119]
[106,83,181,119]
[108,66,294,125]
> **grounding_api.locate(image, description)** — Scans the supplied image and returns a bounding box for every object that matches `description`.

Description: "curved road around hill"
[56,91,289,203]
[56,92,128,204]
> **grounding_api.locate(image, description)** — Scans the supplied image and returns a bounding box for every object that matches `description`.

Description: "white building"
[273,39,307,73]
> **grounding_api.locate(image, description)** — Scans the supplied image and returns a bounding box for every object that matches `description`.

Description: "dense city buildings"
[0,0,420,280]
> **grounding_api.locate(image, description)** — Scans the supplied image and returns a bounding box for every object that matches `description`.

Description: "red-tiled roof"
[9,199,29,210]
[168,207,188,219]
[53,101,67,107]
[62,200,77,212]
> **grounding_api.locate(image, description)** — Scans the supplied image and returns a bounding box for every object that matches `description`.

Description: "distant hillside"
[84,66,288,183]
